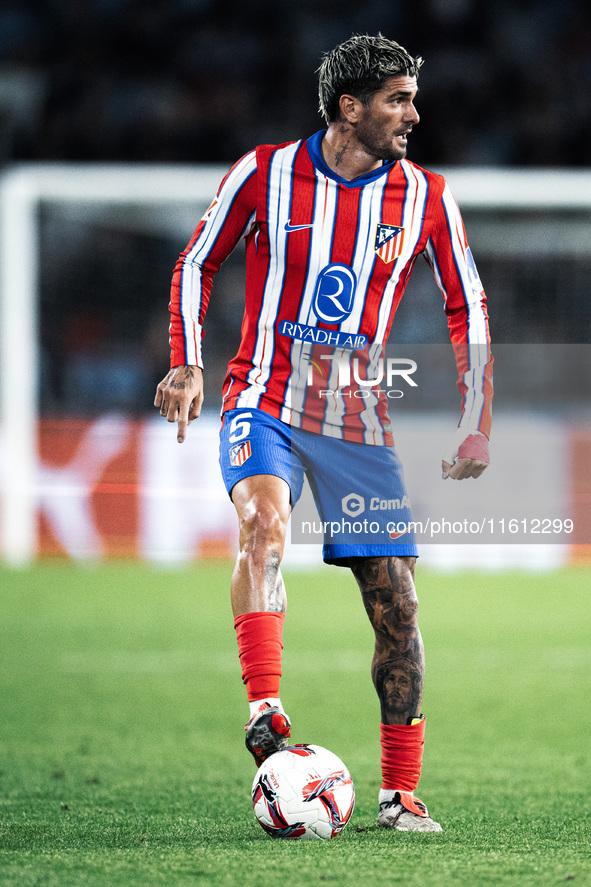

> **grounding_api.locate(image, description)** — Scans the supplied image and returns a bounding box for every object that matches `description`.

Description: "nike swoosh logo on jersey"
[284,220,314,232]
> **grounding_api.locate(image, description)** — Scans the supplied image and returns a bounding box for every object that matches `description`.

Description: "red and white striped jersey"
[169,131,492,445]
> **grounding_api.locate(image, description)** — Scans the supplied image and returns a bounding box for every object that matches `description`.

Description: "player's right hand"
[154,365,204,443]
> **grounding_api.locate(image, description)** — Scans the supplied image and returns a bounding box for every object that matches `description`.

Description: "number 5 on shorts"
[228,412,253,443]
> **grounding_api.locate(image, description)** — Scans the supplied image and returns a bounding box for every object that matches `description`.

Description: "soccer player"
[155,33,492,832]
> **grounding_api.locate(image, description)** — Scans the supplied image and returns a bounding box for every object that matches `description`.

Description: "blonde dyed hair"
[317,33,423,124]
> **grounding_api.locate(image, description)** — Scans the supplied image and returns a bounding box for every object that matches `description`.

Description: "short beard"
[356,123,408,162]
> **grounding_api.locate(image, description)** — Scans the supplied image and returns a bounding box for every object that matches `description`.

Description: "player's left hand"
[442,429,489,480]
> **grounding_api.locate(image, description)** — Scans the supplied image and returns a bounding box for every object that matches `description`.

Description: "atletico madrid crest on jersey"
[375,224,405,264]
[230,440,252,466]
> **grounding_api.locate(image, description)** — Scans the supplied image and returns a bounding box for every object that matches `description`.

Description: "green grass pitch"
[0,559,590,886]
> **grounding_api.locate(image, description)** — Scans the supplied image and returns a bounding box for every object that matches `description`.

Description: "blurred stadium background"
[1,0,590,569]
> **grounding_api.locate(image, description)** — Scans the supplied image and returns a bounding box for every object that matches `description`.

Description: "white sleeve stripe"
[179,151,257,367]
[185,151,257,265]
[423,238,447,304]
[460,364,488,429]
[441,184,489,345]
[179,263,204,366]
[436,185,491,427]
[441,186,472,305]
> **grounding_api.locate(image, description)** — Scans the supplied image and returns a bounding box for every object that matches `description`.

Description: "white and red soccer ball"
[252,744,355,840]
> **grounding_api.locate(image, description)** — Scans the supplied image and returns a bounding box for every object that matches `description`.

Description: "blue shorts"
[219,408,418,565]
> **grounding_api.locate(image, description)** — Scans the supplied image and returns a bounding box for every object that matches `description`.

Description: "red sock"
[234,612,285,702]
[380,718,426,792]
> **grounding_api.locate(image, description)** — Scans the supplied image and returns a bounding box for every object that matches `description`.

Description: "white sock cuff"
[249,697,283,717]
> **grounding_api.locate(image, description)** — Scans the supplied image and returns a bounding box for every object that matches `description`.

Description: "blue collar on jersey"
[306,130,396,187]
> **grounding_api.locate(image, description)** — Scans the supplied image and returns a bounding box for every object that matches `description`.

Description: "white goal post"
[1,164,591,565]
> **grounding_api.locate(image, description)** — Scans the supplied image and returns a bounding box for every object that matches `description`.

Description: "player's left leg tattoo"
[264,552,286,612]
[349,556,424,725]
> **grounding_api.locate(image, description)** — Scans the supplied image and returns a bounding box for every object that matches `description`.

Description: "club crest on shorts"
[375,224,405,264]
[230,440,252,467]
